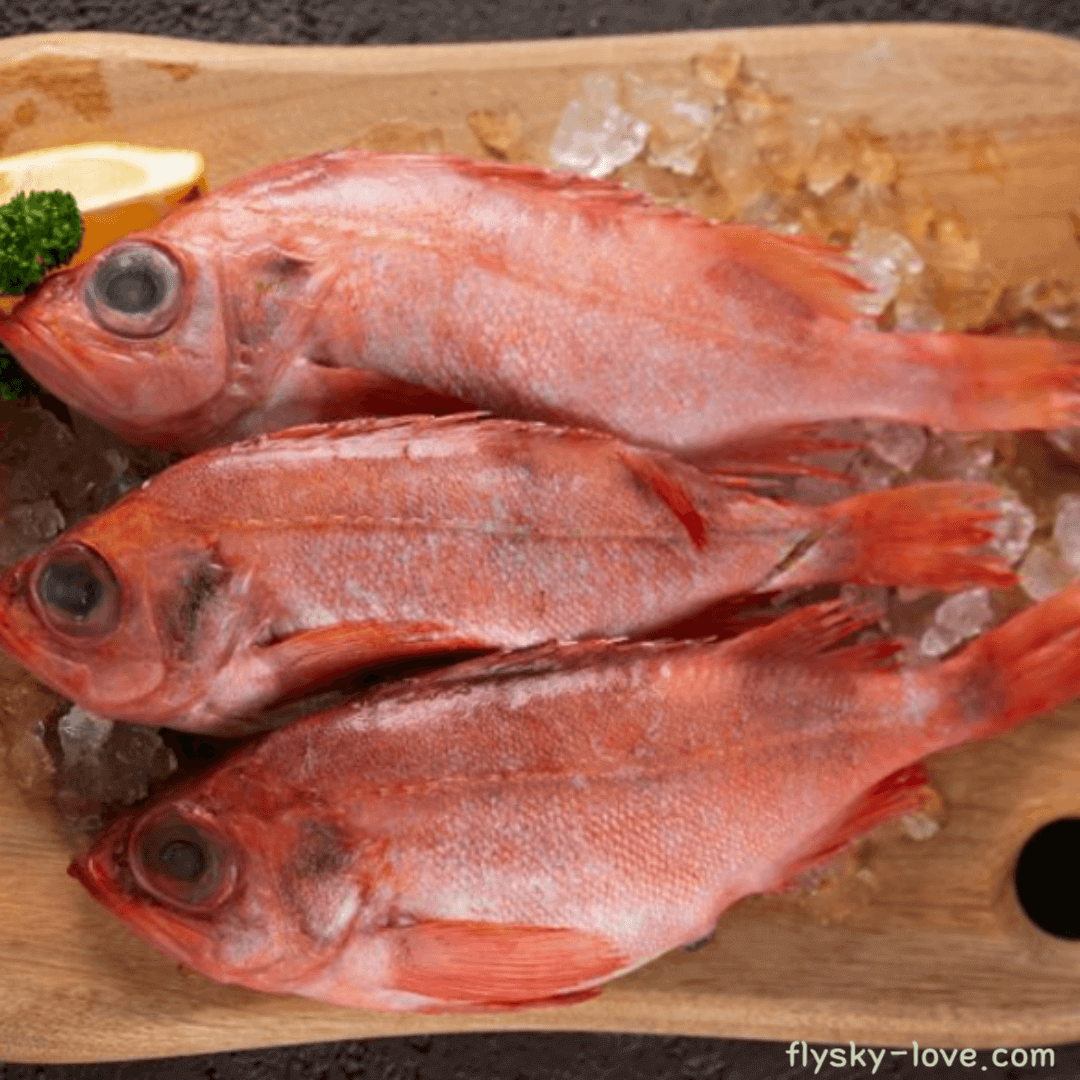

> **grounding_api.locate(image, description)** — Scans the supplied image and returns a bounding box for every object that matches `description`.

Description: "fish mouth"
[67,827,198,966]
[67,850,113,904]
[0,564,40,666]
[0,305,131,425]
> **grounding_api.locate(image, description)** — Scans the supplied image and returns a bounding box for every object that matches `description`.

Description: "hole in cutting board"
[1014,818,1080,939]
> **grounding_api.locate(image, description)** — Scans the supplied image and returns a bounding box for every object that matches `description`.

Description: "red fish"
[0,415,1013,734]
[0,151,1078,455]
[68,583,1080,1012]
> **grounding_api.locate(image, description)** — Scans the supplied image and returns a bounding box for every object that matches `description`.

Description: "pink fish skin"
[0,415,1012,735]
[69,583,1080,1012]
[1,151,1078,454]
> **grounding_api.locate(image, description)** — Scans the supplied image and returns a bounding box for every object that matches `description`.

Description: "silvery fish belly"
[0,415,1014,734]
[1,151,1079,454]
[69,584,1080,1012]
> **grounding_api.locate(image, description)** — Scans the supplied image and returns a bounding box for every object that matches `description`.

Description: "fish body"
[69,584,1080,1012]
[2,151,1079,454]
[0,415,1012,734]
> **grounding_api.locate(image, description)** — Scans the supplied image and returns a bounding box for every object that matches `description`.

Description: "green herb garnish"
[0,189,82,399]
[0,190,83,295]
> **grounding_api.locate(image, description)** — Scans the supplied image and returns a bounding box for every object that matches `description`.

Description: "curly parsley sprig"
[0,189,83,399]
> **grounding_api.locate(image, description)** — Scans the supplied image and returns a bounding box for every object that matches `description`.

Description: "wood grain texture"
[0,23,1079,1064]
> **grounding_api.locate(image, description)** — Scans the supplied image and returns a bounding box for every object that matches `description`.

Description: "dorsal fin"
[720,599,896,670]
[714,226,874,323]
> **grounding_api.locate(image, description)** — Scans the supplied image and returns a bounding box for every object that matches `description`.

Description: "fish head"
[0,491,258,727]
[0,232,237,451]
[70,780,368,988]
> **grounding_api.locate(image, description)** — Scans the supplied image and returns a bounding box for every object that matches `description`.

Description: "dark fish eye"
[38,561,103,619]
[133,816,236,911]
[85,242,183,338]
[158,838,206,883]
[31,543,121,638]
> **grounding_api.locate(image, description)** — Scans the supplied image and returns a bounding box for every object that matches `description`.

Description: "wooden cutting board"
[1,22,1080,1065]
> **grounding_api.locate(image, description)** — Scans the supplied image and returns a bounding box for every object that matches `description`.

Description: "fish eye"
[132,815,236,911]
[31,543,121,638]
[85,242,183,338]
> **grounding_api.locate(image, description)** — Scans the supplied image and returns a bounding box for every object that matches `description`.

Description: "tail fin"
[761,482,1016,591]
[928,582,1080,747]
[907,333,1080,432]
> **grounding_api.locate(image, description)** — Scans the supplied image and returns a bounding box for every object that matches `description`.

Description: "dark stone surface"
[0,0,1077,41]
[2,2,1079,1078]
[4,1035,1080,1080]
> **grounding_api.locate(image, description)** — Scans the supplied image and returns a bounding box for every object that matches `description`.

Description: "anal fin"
[773,763,933,890]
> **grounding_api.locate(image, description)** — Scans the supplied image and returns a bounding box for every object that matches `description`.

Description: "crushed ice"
[846,225,926,318]
[1018,543,1076,602]
[918,588,994,658]
[549,73,650,178]
[54,705,177,833]
[1052,494,1080,570]
[988,492,1036,567]
[863,420,927,473]
[623,73,717,175]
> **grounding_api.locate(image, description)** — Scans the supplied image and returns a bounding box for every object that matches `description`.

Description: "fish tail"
[764,482,1016,590]
[928,582,1080,746]
[905,332,1080,431]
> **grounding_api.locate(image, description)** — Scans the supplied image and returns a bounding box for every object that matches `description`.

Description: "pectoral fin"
[389,920,627,1007]
[260,620,492,701]
[617,448,708,550]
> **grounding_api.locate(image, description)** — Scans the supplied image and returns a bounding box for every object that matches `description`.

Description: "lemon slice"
[0,142,206,309]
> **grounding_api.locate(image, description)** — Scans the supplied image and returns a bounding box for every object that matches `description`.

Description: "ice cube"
[846,225,925,317]
[848,449,897,492]
[691,46,745,93]
[731,82,790,126]
[549,73,649,179]
[467,107,524,160]
[900,812,940,841]
[917,431,995,482]
[1053,494,1080,570]
[935,587,994,636]
[919,624,963,658]
[863,420,927,472]
[704,119,770,213]
[1018,542,1077,602]
[623,74,716,176]
[1015,278,1078,331]
[805,118,857,196]
[988,493,1036,567]
[0,496,65,564]
[918,587,994,657]
[58,706,113,763]
[54,705,177,833]
[892,298,945,332]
